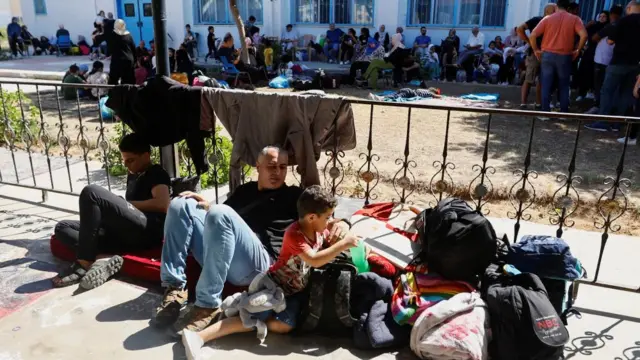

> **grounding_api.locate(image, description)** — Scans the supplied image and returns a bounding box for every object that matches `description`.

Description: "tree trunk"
[229,0,250,64]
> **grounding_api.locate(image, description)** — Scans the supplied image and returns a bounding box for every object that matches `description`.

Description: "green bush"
[0,89,39,146]
[103,122,248,188]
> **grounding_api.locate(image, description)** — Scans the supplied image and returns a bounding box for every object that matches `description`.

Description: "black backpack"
[482,266,569,360]
[415,198,498,283]
[296,260,357,336]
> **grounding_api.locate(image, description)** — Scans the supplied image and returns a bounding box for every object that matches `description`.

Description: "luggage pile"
[312,197,585,360]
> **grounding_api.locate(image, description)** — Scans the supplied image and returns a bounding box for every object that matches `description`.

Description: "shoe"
[171,305,222,338]
[152,287,188,328]
[537,116,550,121]
[534,104,542,111]
[182,330,204,360]
[586,92,595,100]
[344,60,350,65]
[79,255,123,290]
[584,121,612,132]
[328,59,334,64]
[576,96,584,102]
[519,104,528,110]
[585,106,599,114]
[617,137,637,145]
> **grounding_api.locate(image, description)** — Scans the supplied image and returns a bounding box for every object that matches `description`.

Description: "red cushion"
[49,235,246,299]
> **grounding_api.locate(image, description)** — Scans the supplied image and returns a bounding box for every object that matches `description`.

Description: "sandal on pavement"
[79,255,124,290]
[53,262,87,288]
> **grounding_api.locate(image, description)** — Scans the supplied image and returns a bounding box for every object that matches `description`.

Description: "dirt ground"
[11,84,640,236]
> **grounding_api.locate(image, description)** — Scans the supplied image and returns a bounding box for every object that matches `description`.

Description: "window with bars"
[294,0,374,25]
[408,0,507,27]
[194,0,263,24]
[34,0,47,15]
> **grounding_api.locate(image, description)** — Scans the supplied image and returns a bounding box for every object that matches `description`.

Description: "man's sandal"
[53,262,87,288]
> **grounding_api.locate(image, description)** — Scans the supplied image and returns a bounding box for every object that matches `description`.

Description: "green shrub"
[103,122,248,188]
[0,89,39,146]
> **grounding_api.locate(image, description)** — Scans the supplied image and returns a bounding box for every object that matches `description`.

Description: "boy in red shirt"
[182,185,359,359]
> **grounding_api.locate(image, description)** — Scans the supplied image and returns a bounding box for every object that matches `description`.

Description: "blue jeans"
[598,64,640,117]
[541,52,572,112]
[160,198,271,308]
[323,42,339,61]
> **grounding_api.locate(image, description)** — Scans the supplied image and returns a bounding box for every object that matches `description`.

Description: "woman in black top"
[340,28,357,64]
[94,19,136,85]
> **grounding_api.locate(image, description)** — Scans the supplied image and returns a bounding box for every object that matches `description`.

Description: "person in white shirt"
[457,26,485,65]
[281,24,298,52]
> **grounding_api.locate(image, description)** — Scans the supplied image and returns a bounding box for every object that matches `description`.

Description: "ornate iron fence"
[0,79,639,296]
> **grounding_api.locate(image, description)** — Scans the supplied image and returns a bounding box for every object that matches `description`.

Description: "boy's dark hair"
[119,132,151,154]
[297,185,337,218]
[223,32,233,42]
[286,24,293,29]
[557,0,571,9]
[208,26,214,31]
[489,40,496,47]
[69,64,79,73]
[610,5,623,16]
[249,15,256,22]
[186,24,191,28]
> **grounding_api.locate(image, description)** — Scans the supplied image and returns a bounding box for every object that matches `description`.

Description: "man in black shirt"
[587,1,640,132]
[517,3,557,109]
[52,133,171,289]
[154,146,351,335]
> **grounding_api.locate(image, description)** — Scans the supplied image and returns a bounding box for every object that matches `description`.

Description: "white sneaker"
[537,116,550,121]
[576,96,584,102]
[182,330,204,360]
[345,60,350,65]
[586,92,595,100]
[617,137,637,145]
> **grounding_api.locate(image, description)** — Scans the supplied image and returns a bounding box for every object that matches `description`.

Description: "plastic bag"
[99,96,114,120]
[269,75,290,89]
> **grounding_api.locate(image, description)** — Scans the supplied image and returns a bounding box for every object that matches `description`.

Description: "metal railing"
[1,79,639,296]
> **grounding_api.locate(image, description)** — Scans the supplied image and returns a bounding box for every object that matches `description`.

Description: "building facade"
[14,0,630,53]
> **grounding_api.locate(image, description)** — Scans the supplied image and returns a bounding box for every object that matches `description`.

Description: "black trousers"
[54,184,159,261]
[593,63,607,107]
[9,35,23,56]
[109,60,135,85]
[349,61,370,83]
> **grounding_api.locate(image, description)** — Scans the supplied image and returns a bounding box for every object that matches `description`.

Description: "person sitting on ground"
[485,41,503,59]
[374,24,390,51]
[340,28,357,65]
[152,146,351,335]
[136,40,150,60]
[357,33,406,89]
[280,24,298,53]
[369,87,441,101]
[135,57,152,85]
[20,25,40,54]
[183,24,196,58]
[205,26,217,62]
[52,133,171,289]
[494,35,505,50]
[349,37,385,84]
[323,23,344,63]
[86,60,109,99]
[181,185,359,358]
[62,64,86,100]
[457,26,485,66]
[396,26,405,45]
[7,17,23,58]
[399,53,425,87]
[413,26,431,58]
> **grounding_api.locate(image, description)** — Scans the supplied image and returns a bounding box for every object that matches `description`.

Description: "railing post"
[152,0,179,178]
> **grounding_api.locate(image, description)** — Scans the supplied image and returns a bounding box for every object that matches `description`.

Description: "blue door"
[117,0,155,45]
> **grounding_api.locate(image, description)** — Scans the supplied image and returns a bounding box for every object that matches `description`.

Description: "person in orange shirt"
[529,0,587,115]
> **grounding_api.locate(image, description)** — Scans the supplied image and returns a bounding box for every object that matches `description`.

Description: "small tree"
[229,0,250,64]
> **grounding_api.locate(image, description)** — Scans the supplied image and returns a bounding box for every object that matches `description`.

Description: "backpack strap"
[299,268,325,332]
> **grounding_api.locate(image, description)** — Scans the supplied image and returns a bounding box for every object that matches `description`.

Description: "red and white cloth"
[410,292,490,360]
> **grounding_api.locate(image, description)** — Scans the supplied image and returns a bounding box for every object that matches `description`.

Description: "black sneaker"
[152,287,188,328]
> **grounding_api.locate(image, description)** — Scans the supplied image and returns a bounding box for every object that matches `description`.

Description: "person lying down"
[368,87,442,101]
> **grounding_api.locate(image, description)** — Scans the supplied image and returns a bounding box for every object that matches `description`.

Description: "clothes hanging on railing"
[201,88,357,191]
[106,76,211,175]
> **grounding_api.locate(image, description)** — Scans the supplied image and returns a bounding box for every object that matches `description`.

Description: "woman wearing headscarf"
[349,37,385,84]
[357,33,407,89]
[505,27,524,48]
[374,25,390,51]
[93,19,136,85]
